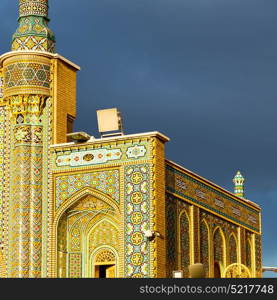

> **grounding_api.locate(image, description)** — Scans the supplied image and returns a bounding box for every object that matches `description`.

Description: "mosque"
[0,0,262,278]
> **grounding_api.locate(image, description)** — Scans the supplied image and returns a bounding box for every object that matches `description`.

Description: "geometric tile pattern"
[124,164,150,278]
[57,193,120,278]
[179,211,190,277]
[69,253,82,278]
[89,220,119,254]
[4,63,50,89]
[56,148,122,167]
[166,194,177,277]
[12,1,55,52]
[54,142,149,170]
[19,0,48,18]
[12,35,55,53]
[9,140,43,278]
[126,145,147,159]
[255,234,262,277]
[245,239,252,269]
[55,170,120,209]
[56,144,147,167]
[0,107,6,246]
[7,89,46,278]
[229,234,238,265]
[213,228,224,265]
[70,222,82,252]
[200,220,209,277]
[0,76,3,99]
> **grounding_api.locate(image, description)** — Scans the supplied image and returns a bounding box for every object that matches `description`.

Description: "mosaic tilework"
[69,195,112,212]
[56,144,148,167]
[225,263,251,278]
[246,239,251,269]
[53,142,150,170]
[192,206,200,263]
[70,222,82,252]
[0,107,6,246]
[55,170,120,209]
[166,164,261,233]
[12,35,55,52]
[69,253,82,278]
[179,211,190,277]
[240,228,246,265]
[229,235,238,265]
[57,190,119,278]
[165,194,177,277]
[95,249,116,263]
[14,125,43,145]
[4,63,50,89]
[9,142,43,277]
[89,220,119,254]
[124,164,150,278]
[213,228,224,265]
[0,75,3,100]
[200,220,209,277]
[56,148,122,167]
[126,145,147,159]
[7,92,46,277]
[255,234,262,277]
[19,0,48,18]
[12,1,55,53]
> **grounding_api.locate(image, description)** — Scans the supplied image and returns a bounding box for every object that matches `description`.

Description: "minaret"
[233,171,245,198]
[0,0,79,277]
[12,0,55,52]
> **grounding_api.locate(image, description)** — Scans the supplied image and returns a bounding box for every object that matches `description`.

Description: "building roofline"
[50,131,170,149]
[166,159,261,210]
[0,51,81,70]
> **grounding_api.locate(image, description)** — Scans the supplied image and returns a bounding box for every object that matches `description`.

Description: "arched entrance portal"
[92,247,117,278]
[56,191,120,278]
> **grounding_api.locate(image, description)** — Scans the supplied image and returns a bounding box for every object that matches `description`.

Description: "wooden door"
[106,265,115,278]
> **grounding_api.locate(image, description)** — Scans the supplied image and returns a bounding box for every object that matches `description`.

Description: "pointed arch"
[200,219,210,277]
[213,226,226,277]
[55,187,120,224]
[86,218,119,277]
[246,238,252,270]
[228,233,238,265]
[178,209,191,277]
[53,187,121,278]
[90,245,119,278]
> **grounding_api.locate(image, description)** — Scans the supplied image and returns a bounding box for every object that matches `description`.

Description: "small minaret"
[233,171,245,198]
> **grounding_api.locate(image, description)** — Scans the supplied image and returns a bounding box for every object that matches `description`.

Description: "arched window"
[229,234,238,264]
[200,220,209,277]
[213,227,225,277]
[179,211,190,277]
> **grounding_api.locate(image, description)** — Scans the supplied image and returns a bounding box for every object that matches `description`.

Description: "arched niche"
[213,226,226,277]
[54,188,120,278]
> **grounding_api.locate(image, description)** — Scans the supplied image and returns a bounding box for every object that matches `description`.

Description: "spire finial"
[11,0,55,53]
[233,171,245,198]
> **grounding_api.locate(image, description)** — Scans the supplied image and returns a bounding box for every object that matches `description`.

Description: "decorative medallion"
[126,145,147,159]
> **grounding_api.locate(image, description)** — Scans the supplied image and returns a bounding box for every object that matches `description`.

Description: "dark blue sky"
[1,0,277,277]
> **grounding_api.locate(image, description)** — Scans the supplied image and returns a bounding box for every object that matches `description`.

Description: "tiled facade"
[0,0,262,278]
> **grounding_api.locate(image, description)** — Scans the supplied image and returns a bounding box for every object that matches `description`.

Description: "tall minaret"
[233,171,245,198]
[0,0,79,277]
